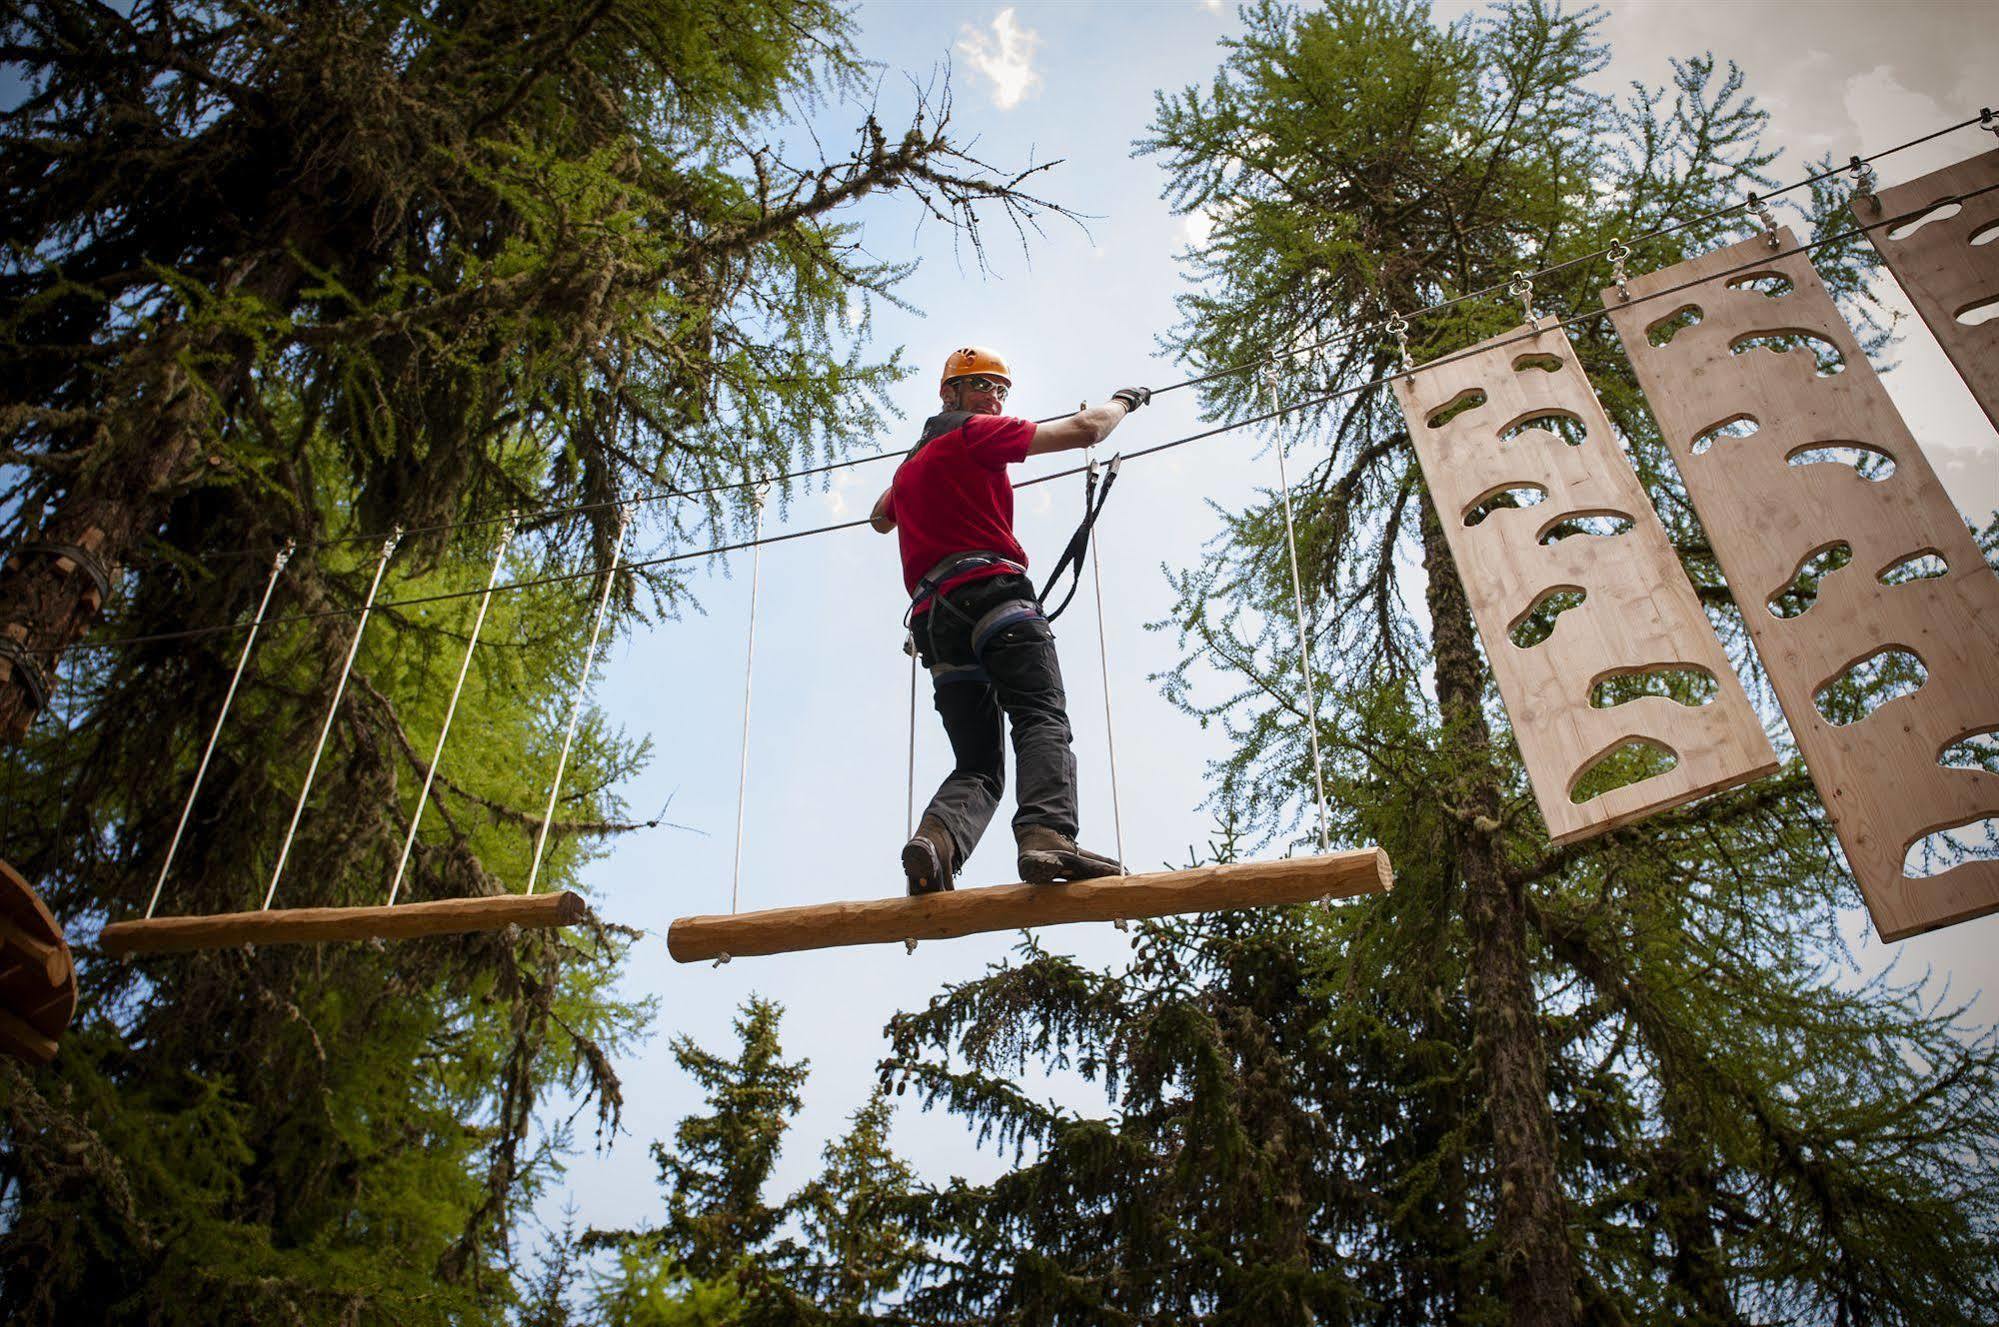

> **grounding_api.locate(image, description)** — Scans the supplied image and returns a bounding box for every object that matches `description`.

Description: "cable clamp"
[1507,270,1540,326]
[904,937,918,955]
[0,632,50,712]
[1747,191,1780,248]
[1849,155,1880,213]
[1606,238,1632,302]
[1386,311,1413,376]
[712,952,731,968]
[1984,107,1997,138]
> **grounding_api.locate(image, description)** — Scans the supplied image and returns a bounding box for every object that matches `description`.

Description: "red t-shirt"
[883,413,1037,608]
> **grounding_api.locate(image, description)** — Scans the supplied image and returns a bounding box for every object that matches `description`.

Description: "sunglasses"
[952,375,1009,398]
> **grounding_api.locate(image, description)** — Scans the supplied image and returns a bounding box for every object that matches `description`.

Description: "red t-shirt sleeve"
[960,414,1036,470]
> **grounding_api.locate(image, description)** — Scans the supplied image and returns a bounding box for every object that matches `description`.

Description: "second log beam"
[668,848,1393,963]
[100,891,588,958]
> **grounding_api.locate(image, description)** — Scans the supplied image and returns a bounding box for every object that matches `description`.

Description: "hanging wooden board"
[1604,227,1999,941]
[0,858,75,1063]
[667,848,1392,963]
[1857,146,1999,428]
[99,889,587,957]
[1391,325,1777,844]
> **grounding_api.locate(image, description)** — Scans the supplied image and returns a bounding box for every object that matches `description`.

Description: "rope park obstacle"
[4,111,1997,1057]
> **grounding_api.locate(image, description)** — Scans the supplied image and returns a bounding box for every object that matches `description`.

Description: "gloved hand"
[1110,386,1152,413]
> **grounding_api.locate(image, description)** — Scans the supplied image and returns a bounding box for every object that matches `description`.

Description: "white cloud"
[1201,0,1223,10]
[1181,204,1217,249]
[957,8,1043,111]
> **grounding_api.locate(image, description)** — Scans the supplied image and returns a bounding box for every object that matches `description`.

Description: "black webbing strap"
[1036,453,1121,623]
[0,635,49,711]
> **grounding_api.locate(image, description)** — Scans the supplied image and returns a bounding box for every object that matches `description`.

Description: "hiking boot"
[1016,824,1124,885]
[902,817,956,897]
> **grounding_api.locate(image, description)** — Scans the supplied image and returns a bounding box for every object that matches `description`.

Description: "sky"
[547,0,1999,1251]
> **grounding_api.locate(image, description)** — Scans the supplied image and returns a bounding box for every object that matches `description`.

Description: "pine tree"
[876,3,1999,1325]
[0,3,1072,1321]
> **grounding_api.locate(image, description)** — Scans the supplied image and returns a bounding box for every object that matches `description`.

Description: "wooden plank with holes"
[1391,326,1777,844]
[1858,147,1999,428]
[667,849,1392,962]
[0,858,74,1064]
[1604,228,1999,940]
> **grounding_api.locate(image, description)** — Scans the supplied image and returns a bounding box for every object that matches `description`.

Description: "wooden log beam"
[99,891,588,958]
[0,1005,58,1063]
[668,848,1393,964]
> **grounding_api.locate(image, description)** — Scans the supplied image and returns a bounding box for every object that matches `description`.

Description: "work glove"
[1110,386,1152,413]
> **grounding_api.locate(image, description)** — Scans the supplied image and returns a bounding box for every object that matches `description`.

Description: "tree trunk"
[0,256,301,740]
[1417,487,1575,1326]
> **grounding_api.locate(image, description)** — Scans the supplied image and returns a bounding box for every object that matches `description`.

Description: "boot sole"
[1017,850,1124,885]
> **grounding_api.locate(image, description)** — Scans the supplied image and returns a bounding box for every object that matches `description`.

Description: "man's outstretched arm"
[1028,388,1150,455]
[870,489,895,533]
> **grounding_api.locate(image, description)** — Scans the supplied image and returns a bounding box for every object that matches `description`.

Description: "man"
[871,345,1148,896]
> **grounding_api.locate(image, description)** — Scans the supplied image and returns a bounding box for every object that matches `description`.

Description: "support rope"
[263,530,400,911]
[730,490,766,914]
[1263,368,1331,854]
[1084,449,1127,871]
[146,541,292,919]
[906,634,918,841]
[527,504,631,895]
[386,517,516,908]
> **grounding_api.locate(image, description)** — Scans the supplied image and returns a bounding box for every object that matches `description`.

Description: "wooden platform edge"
[668,848,1393,964]
[99,891,588,957]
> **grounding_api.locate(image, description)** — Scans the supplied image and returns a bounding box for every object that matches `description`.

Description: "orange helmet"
[939,345,1012,390]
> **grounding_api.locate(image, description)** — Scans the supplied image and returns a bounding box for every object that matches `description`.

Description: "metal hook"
[713,952,732,968]
[1747,191,1780,249]
[1507,270,1540,326]
[1849,155,1880,213]
[1386,310,1413,377]
[1606,238,1633,303]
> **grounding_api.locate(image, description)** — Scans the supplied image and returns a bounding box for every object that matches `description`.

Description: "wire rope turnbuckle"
[1507,270,1541,327]
[1607,237,1633,302]
[1747,191,1780,249]
[1848,155,1880,213]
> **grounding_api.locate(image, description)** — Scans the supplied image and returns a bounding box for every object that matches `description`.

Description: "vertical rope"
[527,504,631,895]
[729,490,766,915]
[1263,369,1331,854]
[148,543,293,918]
[263,530,400,910]
[905,633,918,840]
[1084,451,1127,868]
[386,517,516,907]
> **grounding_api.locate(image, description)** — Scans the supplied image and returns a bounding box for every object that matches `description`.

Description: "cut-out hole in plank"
[1971,220,1999,247]
[1537,511,1635,545]
[1903,815,1999,879]
[1768,542,1853,620]
[1887,201,1962,240]
[1508,585,1586,649]
[1878,550,1949,586]
[1513,353,1565,374]
[1589,664,1720,709]
[1955,294,1999,327]
[1462,483,1547,527]
[1569,738,1679,804]
[1939,729,1999,773]
[1786,442,1896,482]
[1499,409,1588,447]
[1730,330,1845,376]
[1691,413,1760,456]
[1427,388,1489,429]
[1726,271,1795,297]
[1813,646,1928,726]
[1647,304,1703,347]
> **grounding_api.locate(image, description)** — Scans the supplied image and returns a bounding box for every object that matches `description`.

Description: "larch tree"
[0,1,1072,1322]
[875,3,1999,1325]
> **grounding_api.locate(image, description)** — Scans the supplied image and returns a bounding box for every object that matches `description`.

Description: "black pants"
[913,574,1079,868]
